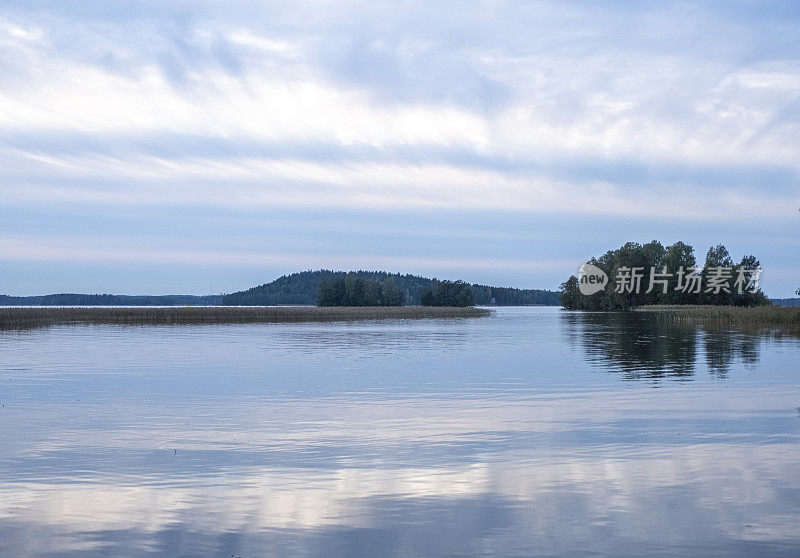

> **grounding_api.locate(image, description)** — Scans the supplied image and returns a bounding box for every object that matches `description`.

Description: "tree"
[381,277,405,306]
[705,244,733,268]
[420,280,475,307]
[664,241,698,305]
[222,270,560,306]
[559,276,582,310]
[559,240,769,310]
[317,275,408,306]
[731,255,769,307]
[701,244,734,305]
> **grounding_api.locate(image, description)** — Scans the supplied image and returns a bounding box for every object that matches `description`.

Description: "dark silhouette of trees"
[0,271,563,307]
[560,241,769,310]
[559,276,582,310]
[664,241,697,305]
[222,270,560,306]
[381,277,404,306]
[471,284,559,305]
[420,280,475,307]
[223,270,431,306]
[317,273,406,306]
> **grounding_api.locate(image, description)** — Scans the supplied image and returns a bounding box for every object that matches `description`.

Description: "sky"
[0,0,798,297]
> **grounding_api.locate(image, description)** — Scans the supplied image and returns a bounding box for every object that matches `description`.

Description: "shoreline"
[0,305,492,329]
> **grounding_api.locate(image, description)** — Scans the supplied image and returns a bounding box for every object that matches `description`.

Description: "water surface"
[1,307,799,556]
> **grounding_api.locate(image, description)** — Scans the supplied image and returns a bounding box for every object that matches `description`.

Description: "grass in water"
[636,305,800,335]
[0,306,491,330]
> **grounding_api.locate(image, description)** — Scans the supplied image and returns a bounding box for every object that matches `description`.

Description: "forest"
[0,270,561,307]
[318,276,475,307]
[421,280,475,307]
[317,275,405,306]
[222,270,560,306]
[559,241,769,310]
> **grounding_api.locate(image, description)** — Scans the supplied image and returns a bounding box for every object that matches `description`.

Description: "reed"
[0,305,492,329]
[636,305,800,334]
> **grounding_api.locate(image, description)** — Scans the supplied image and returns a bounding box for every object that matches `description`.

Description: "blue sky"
[1,0,798,296]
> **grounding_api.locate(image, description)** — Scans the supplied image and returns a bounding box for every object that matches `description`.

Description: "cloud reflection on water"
[1,308,799,556]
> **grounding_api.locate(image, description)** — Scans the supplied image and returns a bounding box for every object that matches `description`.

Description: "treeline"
[472,284,559,306]
[2,271,561,307]
[772,298,800,307]
[222,271,430,306]
[560,241,769,310]
[421,280,475,307]
[223,270,560,306]
[0,294,224,306]
[318,275,405,306]
[318,276,475,307]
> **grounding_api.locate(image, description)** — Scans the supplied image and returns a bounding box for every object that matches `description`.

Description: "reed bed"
[0,305,491,329]
[636,305,800,335]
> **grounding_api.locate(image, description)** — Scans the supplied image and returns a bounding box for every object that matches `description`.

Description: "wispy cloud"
[0,234,573,275]
[2,150,797,221]
[0,1,798,294]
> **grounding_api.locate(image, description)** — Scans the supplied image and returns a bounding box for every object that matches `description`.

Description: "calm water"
[1,307,799,557]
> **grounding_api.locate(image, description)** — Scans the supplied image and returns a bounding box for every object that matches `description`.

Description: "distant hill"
[771,298,800,307]
[0,294,224,306]
[0,271,560,307]
[221,270,560,306]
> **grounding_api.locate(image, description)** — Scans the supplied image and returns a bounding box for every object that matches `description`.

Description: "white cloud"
[0,2,798,293]
[227,30,297,54]
[0,233,572,273]
[1,5,799,172]
[3,149,797,219]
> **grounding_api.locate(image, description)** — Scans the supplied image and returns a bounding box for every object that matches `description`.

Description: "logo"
[573,262,762,296]
[578,263,608,295]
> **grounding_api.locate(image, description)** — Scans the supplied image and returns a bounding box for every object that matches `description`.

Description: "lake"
[1,307,799,557]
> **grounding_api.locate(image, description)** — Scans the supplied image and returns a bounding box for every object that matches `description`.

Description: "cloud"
[2,148,798,221]
[0,1,798,293]
[2,2,799,167]
[0,234,572,275]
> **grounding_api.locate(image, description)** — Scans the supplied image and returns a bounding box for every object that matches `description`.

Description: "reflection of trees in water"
[562,311,763,380]
[702,331,761,378]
